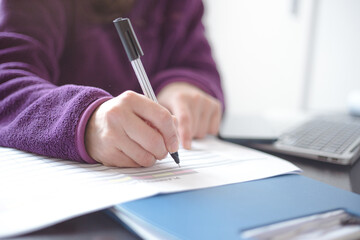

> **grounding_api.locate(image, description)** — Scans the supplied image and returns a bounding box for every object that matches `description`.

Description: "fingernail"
[169,139,179,153]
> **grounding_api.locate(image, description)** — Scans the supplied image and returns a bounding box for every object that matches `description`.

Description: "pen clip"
[113,17,144,61]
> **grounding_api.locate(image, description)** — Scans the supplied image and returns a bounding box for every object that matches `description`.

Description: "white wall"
[202,0,360,116]
[308,0,360,112]
[203,0,313,116]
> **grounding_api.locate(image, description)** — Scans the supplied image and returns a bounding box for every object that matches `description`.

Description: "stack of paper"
[0,137,301,238]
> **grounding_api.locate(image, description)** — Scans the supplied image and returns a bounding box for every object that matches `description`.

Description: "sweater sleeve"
[0,0,112,162]
[150,0,225,108]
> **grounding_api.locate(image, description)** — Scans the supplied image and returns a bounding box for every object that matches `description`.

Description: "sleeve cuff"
[76,96,113,164]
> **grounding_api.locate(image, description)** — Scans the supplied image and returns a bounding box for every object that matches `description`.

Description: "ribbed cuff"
[76,96,112,164]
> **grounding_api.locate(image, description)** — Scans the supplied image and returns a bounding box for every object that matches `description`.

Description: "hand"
[85,91,179,167]
[157,82,222,149]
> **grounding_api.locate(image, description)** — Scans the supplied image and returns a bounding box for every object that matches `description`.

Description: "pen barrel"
[131,59,158,103]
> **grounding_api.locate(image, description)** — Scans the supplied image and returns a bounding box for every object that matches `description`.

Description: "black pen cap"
[113,17,144,61]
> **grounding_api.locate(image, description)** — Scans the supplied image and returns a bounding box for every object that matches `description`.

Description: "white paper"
[0,137,301,238]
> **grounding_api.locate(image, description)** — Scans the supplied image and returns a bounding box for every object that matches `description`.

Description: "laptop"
[220,113,360,165]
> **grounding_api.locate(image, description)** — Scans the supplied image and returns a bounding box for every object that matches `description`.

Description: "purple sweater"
[0,0,224,163]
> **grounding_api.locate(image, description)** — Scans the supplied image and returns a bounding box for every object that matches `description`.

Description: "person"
[0,0,224,167]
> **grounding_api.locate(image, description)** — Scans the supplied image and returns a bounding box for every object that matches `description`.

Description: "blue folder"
[114,175,360,239]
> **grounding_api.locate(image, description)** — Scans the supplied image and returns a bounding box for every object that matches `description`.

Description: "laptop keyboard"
[277,118,360,154]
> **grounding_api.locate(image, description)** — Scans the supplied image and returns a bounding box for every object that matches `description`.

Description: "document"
[0,137,301,238]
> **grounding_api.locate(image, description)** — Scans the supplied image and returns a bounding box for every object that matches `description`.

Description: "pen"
[113,17,180,167]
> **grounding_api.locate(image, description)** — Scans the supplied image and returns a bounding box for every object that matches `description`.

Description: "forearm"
[0,1,114,162]
[0,72,111,162]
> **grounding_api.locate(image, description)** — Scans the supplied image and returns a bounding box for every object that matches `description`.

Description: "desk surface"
[15,150,360,240]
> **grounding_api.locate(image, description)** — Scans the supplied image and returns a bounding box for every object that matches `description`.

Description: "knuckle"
[172,115,178,127]
[103,106,118,122]
[98,128,113,141]
[123,90,136,98]
[120,90,137,104]
[158,108,172,123]
[179,113,190,125]
[101,100,126,123]
[205,97,214,107]
[192,92,202,102]
[173,92,186,102]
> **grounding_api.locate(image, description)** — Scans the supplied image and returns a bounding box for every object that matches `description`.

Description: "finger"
[172,115,180,143]
[120,112,168,160]
[125,92,179,153]
[95,147,142,168]
[172,103,193,149]
[190,98,201,138]
[113,127,158,167]
[194,103,212,139]
[209,101,222,135]
[173,115,179,129]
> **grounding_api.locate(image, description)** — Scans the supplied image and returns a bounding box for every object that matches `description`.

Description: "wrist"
[76,97,112,163]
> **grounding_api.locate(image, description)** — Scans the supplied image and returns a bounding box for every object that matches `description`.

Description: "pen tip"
[170,152,180,164]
